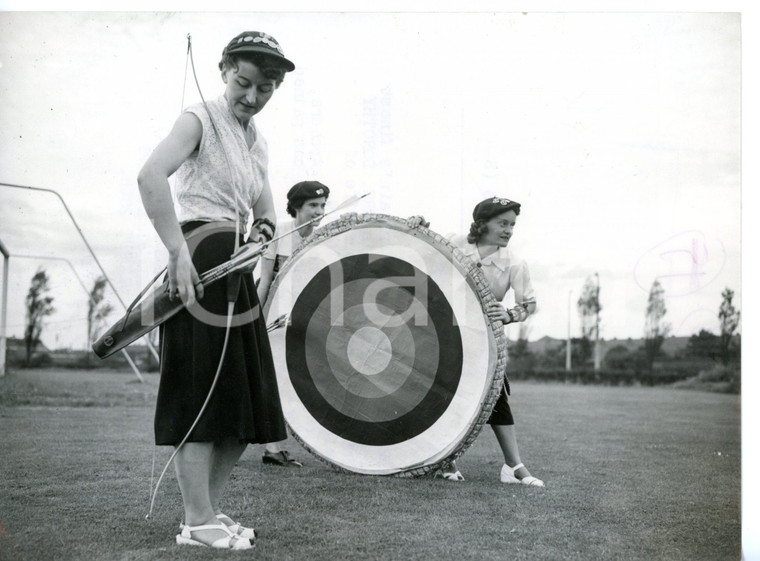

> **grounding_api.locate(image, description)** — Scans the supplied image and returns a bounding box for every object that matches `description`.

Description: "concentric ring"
[265,219,495,475]
[286,254,461,445]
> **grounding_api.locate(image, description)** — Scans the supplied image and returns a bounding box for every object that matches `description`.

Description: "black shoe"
[262,450,303,467]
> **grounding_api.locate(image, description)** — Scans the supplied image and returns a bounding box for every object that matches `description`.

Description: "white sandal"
[216,513,256,540]
[434,469,465,481]
[434,460,465,481]
[176,521,253,550]
[500,463,545,487]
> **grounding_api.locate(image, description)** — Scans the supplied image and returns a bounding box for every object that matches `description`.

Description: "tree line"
[21,268,113,367]
[511,277,741,373]
[19,268,741,375]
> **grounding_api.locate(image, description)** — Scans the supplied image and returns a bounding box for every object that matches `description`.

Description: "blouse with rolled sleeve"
[262,218,306,275]
[447,234,536,306]
[173,95,270,226]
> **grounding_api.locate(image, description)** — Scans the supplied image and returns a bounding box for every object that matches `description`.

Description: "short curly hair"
[286,199,303,218]
[218,52,287,86]
[467,205,521,244]
[466,220,489,244]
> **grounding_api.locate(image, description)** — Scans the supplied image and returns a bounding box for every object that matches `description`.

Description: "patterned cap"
[223,31,295,72]
[472,197,521,221]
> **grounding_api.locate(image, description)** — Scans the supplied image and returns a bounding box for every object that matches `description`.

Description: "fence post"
[0,238,9,376]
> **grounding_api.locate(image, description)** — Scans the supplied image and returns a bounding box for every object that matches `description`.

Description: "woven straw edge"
[267,213,509,478]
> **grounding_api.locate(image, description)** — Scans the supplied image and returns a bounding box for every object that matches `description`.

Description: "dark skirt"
[487,385,515,426]
[154,221,287,446]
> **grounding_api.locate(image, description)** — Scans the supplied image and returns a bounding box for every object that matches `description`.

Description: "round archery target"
[265,217,498,475]
[287,254,463,445]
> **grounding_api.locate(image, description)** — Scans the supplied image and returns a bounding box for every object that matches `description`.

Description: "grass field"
[0,368,741,561]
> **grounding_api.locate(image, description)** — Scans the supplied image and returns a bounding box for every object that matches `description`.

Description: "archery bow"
[145,34,243,520]
[200,192,370,284]
[142,35,371,519]
[92,192,370,360]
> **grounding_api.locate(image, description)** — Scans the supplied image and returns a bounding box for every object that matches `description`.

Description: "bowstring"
[145,36,194,521]
[186,34,244,249]
[145,33,240,521]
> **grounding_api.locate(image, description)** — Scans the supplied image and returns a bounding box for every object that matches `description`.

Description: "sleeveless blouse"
[174,95,270,225]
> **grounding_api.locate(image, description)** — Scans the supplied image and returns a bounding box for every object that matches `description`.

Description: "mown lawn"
[0,369,741,560]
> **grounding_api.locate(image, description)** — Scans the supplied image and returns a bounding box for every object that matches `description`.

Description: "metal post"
[14,254,144,382]
[594,272,601,372]
[1,182,159,362]
[16,255,90,299]
[565,289,572,372]
[0,239,9,376]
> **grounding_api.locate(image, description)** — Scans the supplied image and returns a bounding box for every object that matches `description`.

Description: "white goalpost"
[0,240,147,381]
[1,181,160,380]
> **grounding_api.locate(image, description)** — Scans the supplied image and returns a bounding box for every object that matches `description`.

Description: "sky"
[0,7,745,352]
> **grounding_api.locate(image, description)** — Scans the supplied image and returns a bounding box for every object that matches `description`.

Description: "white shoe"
[434,468,465,481]
[216,513,256,540]
[176,522,253,550]
[434,460,465,481]
[180,514,256,541]
[500,463,545,487]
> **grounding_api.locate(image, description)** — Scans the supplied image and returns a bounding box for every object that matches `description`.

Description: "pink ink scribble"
[633,230,725,298]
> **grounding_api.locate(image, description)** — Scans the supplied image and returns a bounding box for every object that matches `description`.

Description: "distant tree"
[603,345,631,370]
[508,320,535,371]
[643,280,670,372]
[535,343,561,368]
[24,268,56,367]
[602,344,647,371]
[87,276,114,364]
[538,338,592,369]
[686,329,720,361]
[517,318,531,343]
[510,337,530,358]
[572,337,593,366]
[718,288,740,365]
[508,338,535,370]
[577,275,601,341]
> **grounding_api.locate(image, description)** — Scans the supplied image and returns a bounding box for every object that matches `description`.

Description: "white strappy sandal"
[216,513,256,540]
[176,521,253,550]
[434,468,465,481]
[434,460,465,481]
[500,463,545,487]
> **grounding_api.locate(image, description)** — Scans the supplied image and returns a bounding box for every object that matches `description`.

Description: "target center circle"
[346,326,393,376]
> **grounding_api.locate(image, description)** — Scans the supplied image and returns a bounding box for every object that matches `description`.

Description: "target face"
[266,216,501,475]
